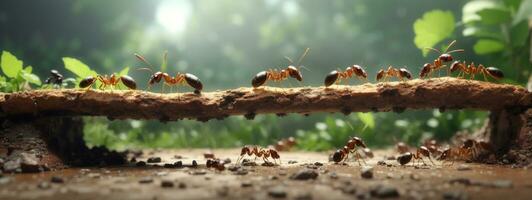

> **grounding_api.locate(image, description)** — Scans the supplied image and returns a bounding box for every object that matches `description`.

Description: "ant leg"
[428,157,435,165]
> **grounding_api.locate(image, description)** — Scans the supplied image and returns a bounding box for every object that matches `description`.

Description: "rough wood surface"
[0,77,530,121]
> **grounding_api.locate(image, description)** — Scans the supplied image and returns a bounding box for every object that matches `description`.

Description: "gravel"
[268,186,287,198]
[360,166,374,179]
[290,169,319,180]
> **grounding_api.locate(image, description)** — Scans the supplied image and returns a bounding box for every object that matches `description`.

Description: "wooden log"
[0,77,530,121]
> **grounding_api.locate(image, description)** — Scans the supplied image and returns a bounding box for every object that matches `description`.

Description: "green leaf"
[511,20,530,47]
[504,0,522,11]
[118,67,130,76]
[473,39,505,54]
[477,8,511,25]
[356,112,375,129]
[413,10,456,56]
[1,51,24,78]
[462,1,498,24]
[513,0,532,24]
[462,27,504,40]
[24,66,32,73]
[63,57,97,78]
[20,70,42,85]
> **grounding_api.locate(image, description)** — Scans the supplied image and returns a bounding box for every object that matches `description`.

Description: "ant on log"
[449,61,504,81]
[376,66,412,82]
[324,65,368,87]
[79,73,137,90]
[251,48,310,88]
[135,52,203,93]
[420,40,464,78]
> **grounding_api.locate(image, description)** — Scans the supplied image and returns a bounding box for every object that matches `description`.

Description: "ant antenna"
[296,48,310,67]
[424,47,441,54]
[443,40,456,53]
[134,53,154,68]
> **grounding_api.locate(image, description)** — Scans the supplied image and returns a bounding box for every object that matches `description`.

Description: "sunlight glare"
[155,0,192,34]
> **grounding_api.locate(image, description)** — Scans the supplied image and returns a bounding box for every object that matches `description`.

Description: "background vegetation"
[0,0,530,150]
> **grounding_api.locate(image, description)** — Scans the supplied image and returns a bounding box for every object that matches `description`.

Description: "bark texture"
[0,77,530,121]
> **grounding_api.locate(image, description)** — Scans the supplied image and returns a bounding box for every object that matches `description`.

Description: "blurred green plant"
[0,50,41,92]
[414,0,531,84]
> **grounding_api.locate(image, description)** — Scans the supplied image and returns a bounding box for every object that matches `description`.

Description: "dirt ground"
[1,149,531,200]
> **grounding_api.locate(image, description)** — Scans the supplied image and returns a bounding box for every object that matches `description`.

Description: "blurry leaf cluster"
[0,51,41,92]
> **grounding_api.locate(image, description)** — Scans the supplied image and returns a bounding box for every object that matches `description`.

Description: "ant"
[135,52,203,93]
[271,137,297,151]
[79,73,137,90]
[396,146,435,166]
[251,48,310,88]
[376,66,412,82]
[438,139,493,164]
[44,70,63,88]
[331,137,369,165]
[324,65,368,87]
[236,145,281,164]
[449,61,504,81]
[420,40,464,78]
[206,159,226,171]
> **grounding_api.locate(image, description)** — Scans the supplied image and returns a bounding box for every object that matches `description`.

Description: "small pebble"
[192,160,198,167]
[377,160,386,166]
[50,176,64,183]
[227,165,241,171]
[288,160,298,164]
[191,170,207,175]
[136,161,147,167]
[234,168,249,175]
[161,180,174,188]
[163,163,175,168]
[329,172,338,179]
[268,186,287,198]
[370,185,400,198]
[294,192,313,200]
[178,182,187,189]
[241,181,253,187]
[360,166,373,179]
[223,158,232,164]
[37,182,51,189]
[269,175,278,180]
[443,191,468,200]
[290,169,319,180]
[147,157,162,163]
[314,162,323,166]
[341,185,357,194]
[491,180,513,188]
[456,164,472,171]
[139,177,153,184]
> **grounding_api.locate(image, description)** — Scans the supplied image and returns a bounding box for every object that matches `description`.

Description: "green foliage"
[473,39,506,54]
[416,0,530,83]
[1,51,23,78]
[0,51,42,92]
[413,10,456,56]
[63,57,97,80]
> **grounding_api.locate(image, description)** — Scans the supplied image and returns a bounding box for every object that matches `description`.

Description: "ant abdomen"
[397,152,413,165]
[120,75,137,90]
[79,76,96,88]
[252,71,268,88]
[399,68,412,79]
[184,73,203,91]
[287,66,303,81]
[486,67,504,79]
[324,70,339,87]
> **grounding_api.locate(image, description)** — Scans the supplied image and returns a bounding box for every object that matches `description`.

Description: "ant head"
[287,66,303,81]
[462,139,474,148]
[419,63,432,78]
[352,137,366,148]
[269,149,280,159]
[439,54,453,62]
[332,149,344,163]
[352,65,367,78]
